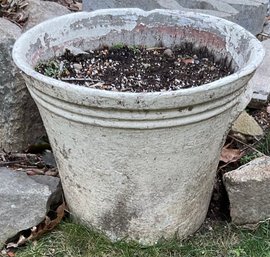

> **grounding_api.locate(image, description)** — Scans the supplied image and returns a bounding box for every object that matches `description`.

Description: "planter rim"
[13,8,264,101]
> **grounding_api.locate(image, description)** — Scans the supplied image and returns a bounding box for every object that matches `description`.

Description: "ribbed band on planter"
[26,78,249,128]
[13,9,264,245]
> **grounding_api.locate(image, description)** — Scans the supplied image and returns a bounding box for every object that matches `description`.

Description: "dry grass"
[0,0,28,26]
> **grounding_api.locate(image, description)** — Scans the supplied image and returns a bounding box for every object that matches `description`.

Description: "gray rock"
[82,0,267,35]
[41,150,57,168]
[30,174,62,208]
[0,168,61,248]
[23,0,71,31]
[223,156,270,225]
[249,39,270,108]
[262,19,270,35]
[0,18,45,152]
[223,0,268,35]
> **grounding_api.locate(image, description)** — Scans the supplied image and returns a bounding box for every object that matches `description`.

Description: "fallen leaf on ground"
[69,1,82,11]
[6,202,66,249]
[29,202,66,240]
[220,147,243,163]
[7,251,15,257]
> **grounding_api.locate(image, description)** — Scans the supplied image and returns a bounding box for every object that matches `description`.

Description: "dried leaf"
[26,168,45,175]
[220,147,243,163]
[7,251,15,257]
[69,1,82,11]
[6,202,66,248]
[6,235,27,249]
[30,202,66,240]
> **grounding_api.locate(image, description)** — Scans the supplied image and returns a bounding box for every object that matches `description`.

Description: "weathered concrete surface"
[250,39,270,108]
[13,9,264,244]
[82,0,267,34]
[0,18,44,151]
[232,111,263,136]
[224,156,270,225]
[0,168,61,248]
[23,0,71,31]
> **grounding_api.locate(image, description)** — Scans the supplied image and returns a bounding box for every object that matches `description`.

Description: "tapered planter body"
[13,9,264,244]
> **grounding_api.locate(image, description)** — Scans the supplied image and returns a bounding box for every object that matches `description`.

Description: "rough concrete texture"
[82,0,268,35]
[23,0,71,31]
[13,9,264,244]
[223,156,270,225]
[0,18,44,151]
[232,111,263,136]
[0,167,61,248]
[250,39,270,108]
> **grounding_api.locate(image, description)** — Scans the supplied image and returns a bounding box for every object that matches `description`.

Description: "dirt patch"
[35,44,234,92]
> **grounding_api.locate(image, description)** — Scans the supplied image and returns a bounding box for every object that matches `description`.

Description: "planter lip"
[13,8,264,106]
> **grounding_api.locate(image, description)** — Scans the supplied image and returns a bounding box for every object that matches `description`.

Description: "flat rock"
[249,39,270,108]
[0,18,45,151]
[0,168,61,248]
[262,19,270,35]
[223,0,268,35]
[232,111,263,136]
[223,156,270,225]
[23,0,71,31]
[82,0,267,35]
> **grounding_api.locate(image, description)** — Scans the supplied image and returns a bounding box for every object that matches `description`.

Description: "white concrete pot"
[13,9,264,244]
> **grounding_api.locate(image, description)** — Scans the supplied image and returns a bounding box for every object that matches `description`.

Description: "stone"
[0,18,45,152]
[223,156,270,225]
[223,0,268,35]
[82,0,268,35]
[41,150,57,168]
[30,174,62,208]
[23,0,71,31]
[262,19,270,36]
[0,168,61,248]
[249,39,270,108]
[232,111,263,136]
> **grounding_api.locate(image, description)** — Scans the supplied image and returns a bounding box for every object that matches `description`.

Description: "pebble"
[163,48,173,58]
[142,63,151,68]
[73,63,82,70]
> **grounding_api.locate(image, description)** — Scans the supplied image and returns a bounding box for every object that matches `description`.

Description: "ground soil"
[35,44,234,92]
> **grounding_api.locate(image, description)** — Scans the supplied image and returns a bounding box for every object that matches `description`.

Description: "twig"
[228,135,266,156]
[61,77,104,83]
[146,47,166,51]
[0,160,24,167]
[258,32,270,37]
[11,153,37,158]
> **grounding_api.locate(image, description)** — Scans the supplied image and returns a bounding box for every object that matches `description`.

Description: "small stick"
[0,160,24,167]
[12,153,37,158]
[146,47,166,51]
[258,32,270,37]
[228,135,266,156]
[61,77,104,83]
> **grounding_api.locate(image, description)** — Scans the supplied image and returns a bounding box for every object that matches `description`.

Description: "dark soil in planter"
[35,44,234,92]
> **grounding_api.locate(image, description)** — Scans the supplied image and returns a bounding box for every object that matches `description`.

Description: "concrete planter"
[13,9,264,244]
